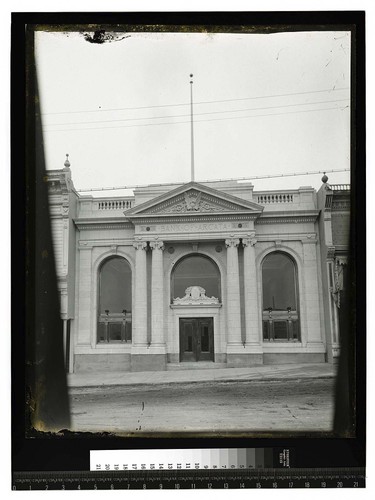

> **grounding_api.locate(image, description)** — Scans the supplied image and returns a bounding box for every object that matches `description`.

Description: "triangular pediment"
[124,182,263,218]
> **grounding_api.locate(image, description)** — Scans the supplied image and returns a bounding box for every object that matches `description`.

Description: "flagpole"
[190,74,195,182]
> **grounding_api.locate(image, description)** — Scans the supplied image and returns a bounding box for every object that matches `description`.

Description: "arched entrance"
[171,254,221,362]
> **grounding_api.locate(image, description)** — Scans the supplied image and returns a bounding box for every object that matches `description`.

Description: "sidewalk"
[67,363,337,389]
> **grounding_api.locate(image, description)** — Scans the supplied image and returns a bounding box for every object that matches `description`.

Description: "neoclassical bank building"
[48,158,350,373]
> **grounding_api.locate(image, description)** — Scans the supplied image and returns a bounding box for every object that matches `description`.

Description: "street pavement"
[67,362,337,389]
[69,376,336,434]
[68,364,337,434]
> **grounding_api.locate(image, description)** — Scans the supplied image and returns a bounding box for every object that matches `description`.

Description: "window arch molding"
[256,245,303,272]
[92,250,134,345]
[259,248,302,342]
[92,249,135,277]
[169,252,222,303]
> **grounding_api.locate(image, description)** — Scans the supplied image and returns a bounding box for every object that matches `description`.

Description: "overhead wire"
[43,105,350,133]
[43,99,349,127]
[75,168,350,193]
[41,87,350,116]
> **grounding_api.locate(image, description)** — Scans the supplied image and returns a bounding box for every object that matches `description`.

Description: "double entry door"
[179,317,214,362]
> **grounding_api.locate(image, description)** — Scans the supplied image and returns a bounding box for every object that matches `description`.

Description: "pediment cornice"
[124,182,263,219]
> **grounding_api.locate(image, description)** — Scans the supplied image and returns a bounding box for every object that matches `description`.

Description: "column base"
[131,345,167,372]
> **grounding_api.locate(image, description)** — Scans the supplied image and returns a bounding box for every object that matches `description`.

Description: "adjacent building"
[47,157,351,373]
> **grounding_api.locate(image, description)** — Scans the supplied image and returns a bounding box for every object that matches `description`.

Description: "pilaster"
[302,238,323,345]
[132,240,148,346]
[77,246,93,345]
[325,247,340,362]
[242,235,262,351]
[225,237,241,347]
[149,240,167,363]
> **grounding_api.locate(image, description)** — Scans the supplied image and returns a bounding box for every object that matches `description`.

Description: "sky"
[35,29,351,195]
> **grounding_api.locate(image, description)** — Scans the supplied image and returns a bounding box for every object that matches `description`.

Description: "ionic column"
[225,237,242,344]
[242,235,261,345]
[150,240,165,346]
[133,240,148,345]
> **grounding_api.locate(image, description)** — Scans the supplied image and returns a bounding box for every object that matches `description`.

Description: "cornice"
[128,213,261,225]
[74,218,134,231]
[78,239,135,248]
[256,210,319,224]
[170,303,222,309]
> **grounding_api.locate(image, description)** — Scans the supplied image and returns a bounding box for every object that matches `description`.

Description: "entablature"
[256,210,319,224]
[74,218,134,231]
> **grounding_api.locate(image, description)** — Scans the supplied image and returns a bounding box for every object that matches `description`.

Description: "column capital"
[242,235,257,247]
[133,240,148,250]
[225,237,240,248]
[150,240,165,251]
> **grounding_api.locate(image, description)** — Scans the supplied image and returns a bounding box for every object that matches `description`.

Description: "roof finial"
[190,74,195,182]
[321,172,328,183]
[64,153,71,169]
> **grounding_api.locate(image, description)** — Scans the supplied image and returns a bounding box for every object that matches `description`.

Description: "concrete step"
[167,362,227,371]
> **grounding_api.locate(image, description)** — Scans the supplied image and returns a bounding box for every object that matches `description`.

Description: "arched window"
[262,252,300,341]
[171,254,221,302]
[97,256,132,343]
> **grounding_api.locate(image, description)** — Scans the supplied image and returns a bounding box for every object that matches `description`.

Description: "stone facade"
[47,166,351,373]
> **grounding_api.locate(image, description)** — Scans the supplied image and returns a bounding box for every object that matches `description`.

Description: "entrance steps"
[167,362,227,371]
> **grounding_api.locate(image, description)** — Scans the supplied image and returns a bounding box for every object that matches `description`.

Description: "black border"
[12,11,366,475]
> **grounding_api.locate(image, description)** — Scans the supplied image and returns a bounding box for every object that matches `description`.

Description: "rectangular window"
[291,320,299,340]
[98,314,132,343]
[201,325,209,352]
[125,321,132,342]
[98,322,106,342]
[263,321,270,341]
[274,321,288,340]
[108,323,122,342]
[262,315,300,342]
[185,323,193,352]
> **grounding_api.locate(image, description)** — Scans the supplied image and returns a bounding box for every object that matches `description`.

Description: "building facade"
[48,159,351,373]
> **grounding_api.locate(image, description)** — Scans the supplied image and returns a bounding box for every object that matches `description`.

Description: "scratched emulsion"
[33,23,304,37]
